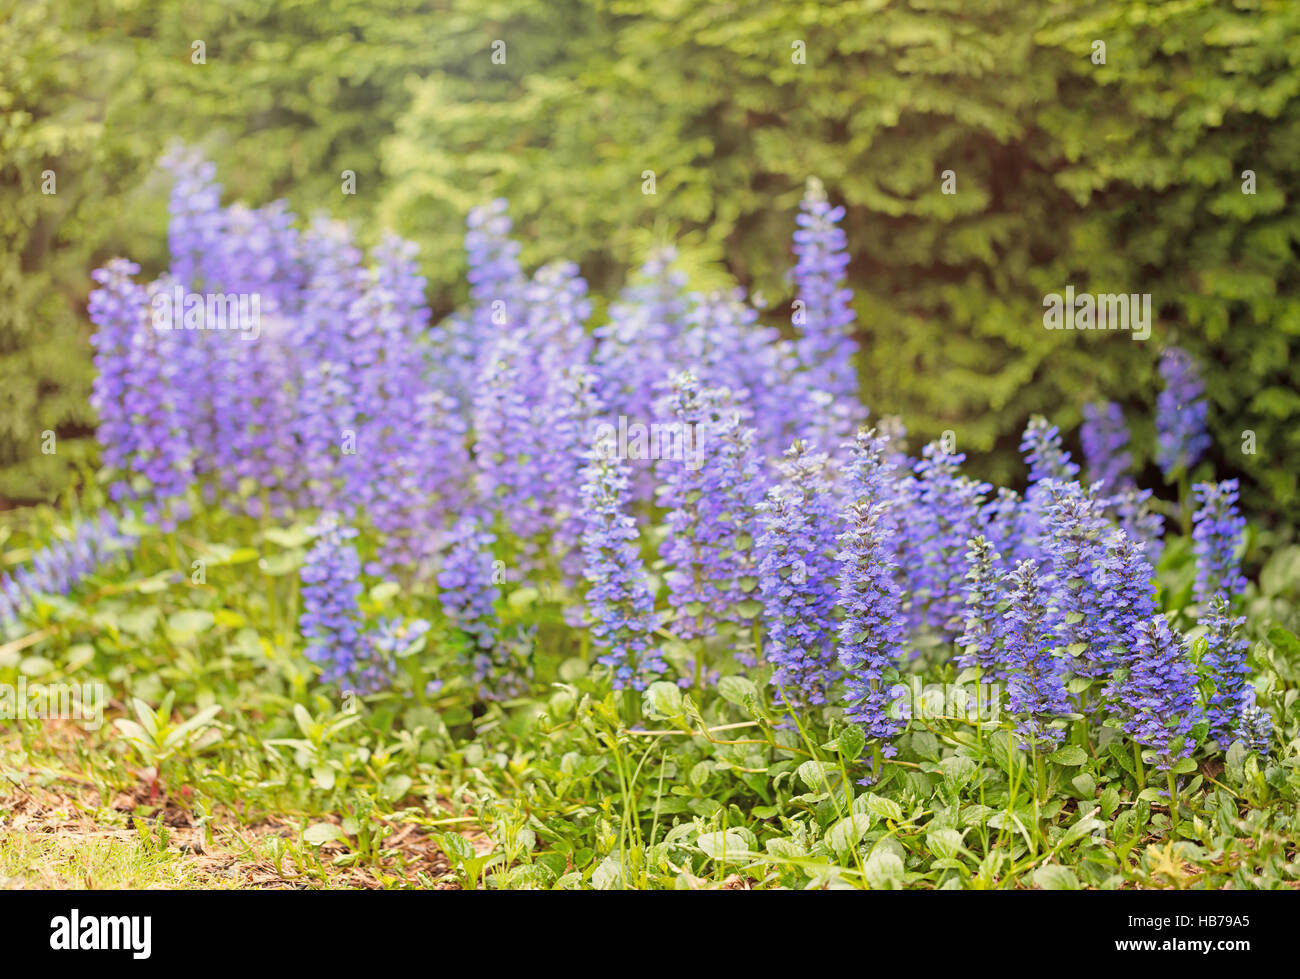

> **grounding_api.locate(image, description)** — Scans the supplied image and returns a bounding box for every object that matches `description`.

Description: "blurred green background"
[3,0,1298,518]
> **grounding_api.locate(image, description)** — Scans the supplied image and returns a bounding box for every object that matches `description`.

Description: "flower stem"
[1166,770,1181,835]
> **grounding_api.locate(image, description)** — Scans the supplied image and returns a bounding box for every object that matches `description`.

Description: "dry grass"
[1,723,463,890]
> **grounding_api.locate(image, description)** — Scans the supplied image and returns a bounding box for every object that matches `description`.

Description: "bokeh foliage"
[2,0,1297,517]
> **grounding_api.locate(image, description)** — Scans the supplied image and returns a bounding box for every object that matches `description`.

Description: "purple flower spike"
[579,443,663,691]
[298,514,366,687]
[1042,480,1113,680]
[1002,559,1069,751]
[1113,615,1200,770]
[657,372,764,640]
[88,263,194,528]
[1239,687,1273,756]
[756,440,841,709]
[1200,594,1251,749]
[957,535,1007,682]
[1020,416,1080,485]
[836,429,906,747]
[1191,479,1247,605]
[0,511,135,630]
[1156,347,1210,479]
[900,442,990,638]
[791,177,858,405]
[1080,401,1131,492]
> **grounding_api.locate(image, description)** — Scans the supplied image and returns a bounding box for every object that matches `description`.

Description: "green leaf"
[368,581,402,607]
[263,526,313,549]
[293,703,315,739]
[1048,745,1087,766]
[18,655,53,675]
[696,830,753,862]
[1267,625,1300,661]
[1099,785,1120,819]
[506,587,540,612]
[717,675,758,706]
[303,823,346,846]
[825,813,873,855]
[165,609,215,639]
[834,724,867,761]
[688,761,713,790]
[591,855,623,889]
[1225,740,1247,783]
[259,552,304,577]
[765,837,807,859]
[435,833,474,864]
[1033,864,1080,890]
[1061,816,1104,847]
[641,681,684,721]
[796,760,834,793]
[113,719,151,745]
[926,827,965,860]
[382,774,414,801]
[866,793,904,823]
[863,849,904,889]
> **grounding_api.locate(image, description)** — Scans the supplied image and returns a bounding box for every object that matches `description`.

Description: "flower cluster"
[1093,530,1159,668]
[0,512,135,629]
[579,446,663,690]
[364,618,431,695]
[901,443,989,637]
[1042,481,1113,680]
[89,262,193,527]
[1191,479,1247,605]
[69,153,1269,772]
[595,250,689,416]
[1002,560,1070,750]
[1080,400,1132,491]
[956,536,1006,682]
[1110,486,1166,567]
[1239,689,1273,755]
[1156,346,1210,479]
[835,430,906,746]
[1200,595,1251,748]
[298,515,365,687]
[437,515,501,656]
[1020,416,1080,485]
[756,441,840,709]
[657,372,764,639]
[791,177,859,406]
[1114,615,1200,770]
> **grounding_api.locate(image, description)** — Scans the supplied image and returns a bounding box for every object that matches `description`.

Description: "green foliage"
[4,487,1300,887]
[380,0,1300,514]
[3,0,1299,521]
[0,0,441,501]
[0,0,104,500]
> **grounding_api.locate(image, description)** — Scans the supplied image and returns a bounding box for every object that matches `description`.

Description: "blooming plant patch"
[2,153,1300,892]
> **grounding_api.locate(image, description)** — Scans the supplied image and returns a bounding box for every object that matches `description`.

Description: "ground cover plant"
[2,154,1300,890]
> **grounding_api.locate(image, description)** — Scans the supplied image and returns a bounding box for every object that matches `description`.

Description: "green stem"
[1032,748,1045,854]
[621,687,639,727]
[834,744,869,883]
[167,532,183,579]
[259,488,281,635]
[1177,473,1192,537]
[1166,770,1180,835]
